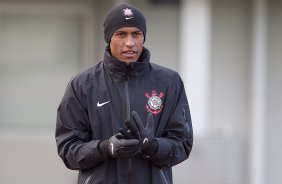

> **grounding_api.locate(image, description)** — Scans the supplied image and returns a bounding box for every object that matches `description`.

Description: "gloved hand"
[120,111,158,156]
[118,121,140,140]
[98,134,140,159]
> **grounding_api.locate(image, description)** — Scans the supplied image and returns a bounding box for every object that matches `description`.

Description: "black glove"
[98,134,140,158]
[119,121,140,140]
[121,111,158,156]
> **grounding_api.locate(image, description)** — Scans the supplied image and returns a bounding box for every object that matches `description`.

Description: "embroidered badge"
[145,90,165,115]
[123,8,133,17]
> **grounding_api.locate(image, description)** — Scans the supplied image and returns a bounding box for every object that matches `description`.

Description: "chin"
[124,60,134,65]
[123,58,136,63]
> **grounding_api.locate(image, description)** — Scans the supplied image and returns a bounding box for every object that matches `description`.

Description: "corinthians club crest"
[145,90,165,115]
[123,8,133,16]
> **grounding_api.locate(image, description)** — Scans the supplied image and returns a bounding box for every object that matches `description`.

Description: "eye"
[133,31,143,38]
[114,32,126,38]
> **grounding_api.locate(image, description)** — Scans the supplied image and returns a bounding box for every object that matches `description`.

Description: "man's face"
[110,27,144,65]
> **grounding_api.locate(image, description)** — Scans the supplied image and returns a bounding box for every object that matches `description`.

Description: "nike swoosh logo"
[143,138,149,144]
[97,100,110,107]
[125,17,133,20]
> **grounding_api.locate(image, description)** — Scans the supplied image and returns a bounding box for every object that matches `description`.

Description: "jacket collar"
[103,46,151,75]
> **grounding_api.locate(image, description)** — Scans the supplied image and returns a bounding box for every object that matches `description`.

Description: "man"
[56,3,193,184]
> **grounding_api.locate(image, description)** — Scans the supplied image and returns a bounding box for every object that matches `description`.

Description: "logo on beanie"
[145,90,165,115]
[123,8,133,19]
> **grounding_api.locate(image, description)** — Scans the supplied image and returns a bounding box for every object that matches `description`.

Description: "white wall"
[210,0,251,139]
[266,0,282,183]
[0,131,77,184]
[132,0,180,71]
[0,1,94,183]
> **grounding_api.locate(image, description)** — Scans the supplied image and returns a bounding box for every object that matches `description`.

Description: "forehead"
[115,27,142,32]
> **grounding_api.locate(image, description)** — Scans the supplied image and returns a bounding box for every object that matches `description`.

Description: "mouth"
[122,50,137,57]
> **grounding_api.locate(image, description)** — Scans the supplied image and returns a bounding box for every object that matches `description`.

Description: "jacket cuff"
[78,140,107,167]
[151,138,172,160]
[97,139,111,159]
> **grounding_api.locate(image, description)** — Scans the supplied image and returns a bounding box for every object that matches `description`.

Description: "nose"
[125,35,134,47]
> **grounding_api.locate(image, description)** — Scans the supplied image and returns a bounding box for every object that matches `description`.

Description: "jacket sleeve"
[150,75,193,168]
[55,79,104,170]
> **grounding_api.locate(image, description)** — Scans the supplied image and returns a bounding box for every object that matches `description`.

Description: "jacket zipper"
[160,169,170,184]
[84,175,91,184]
[125,68,132,184]
[125,70,130,119]
[83,169,95,184]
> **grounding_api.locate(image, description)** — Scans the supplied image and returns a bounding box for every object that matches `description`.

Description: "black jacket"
[56,47,193,184]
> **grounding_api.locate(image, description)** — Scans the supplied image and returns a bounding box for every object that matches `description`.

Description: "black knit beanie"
[103,4,147,44]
